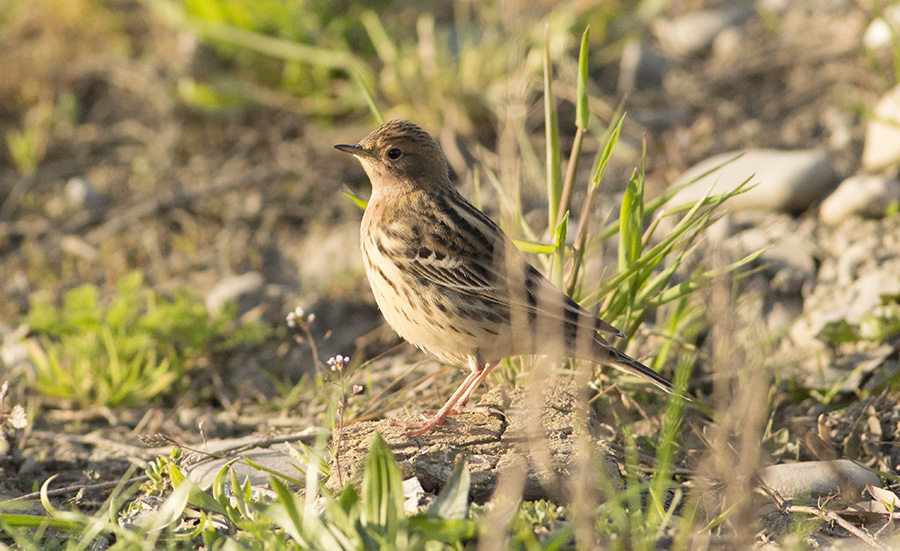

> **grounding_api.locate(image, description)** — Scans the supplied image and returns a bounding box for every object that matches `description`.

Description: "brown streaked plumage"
[335,120,682,435]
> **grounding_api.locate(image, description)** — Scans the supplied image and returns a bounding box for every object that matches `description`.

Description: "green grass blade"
[351,69,384,125]
[511,238,556,255]
[361,433,403,542]
[544,27,563,233]
[576,26,590,130]
[183,15,365,73]
[558,26,591,223]
[551,211,569,287]
[360,10,398,65]
[342,190,369,210]
[618,167,644,273]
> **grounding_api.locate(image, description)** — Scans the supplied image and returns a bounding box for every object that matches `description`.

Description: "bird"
[335,120,681,436]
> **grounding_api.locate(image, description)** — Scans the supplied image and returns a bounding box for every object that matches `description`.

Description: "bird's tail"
[604,345,693,402]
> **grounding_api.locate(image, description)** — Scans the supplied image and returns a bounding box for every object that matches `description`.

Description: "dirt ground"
[1,0,899,537]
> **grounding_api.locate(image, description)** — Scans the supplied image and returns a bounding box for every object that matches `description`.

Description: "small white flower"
[327,355,349,373]
[9,405,27,429]
[286,306,307,328]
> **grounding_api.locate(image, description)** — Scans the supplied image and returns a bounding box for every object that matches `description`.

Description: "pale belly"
[360,234,511,369]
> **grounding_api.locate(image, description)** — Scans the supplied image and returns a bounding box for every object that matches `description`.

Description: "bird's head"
[335,120,451,197]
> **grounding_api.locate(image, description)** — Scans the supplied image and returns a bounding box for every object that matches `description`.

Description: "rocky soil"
[1,0,900,547]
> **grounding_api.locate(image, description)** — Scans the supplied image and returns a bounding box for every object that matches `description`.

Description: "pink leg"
[449,363,495,415]
[403,369,481,436]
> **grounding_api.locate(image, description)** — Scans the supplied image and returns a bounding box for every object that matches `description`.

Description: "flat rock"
[325,379,622,504]
[759,460,880,501]
[188,444,304,489]
[669,149,836,214]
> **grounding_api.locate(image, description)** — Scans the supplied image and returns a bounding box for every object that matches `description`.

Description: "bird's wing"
[398,198,625,338]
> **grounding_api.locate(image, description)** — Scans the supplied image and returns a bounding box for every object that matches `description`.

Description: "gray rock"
[184,434,321,490]
[204,272,264,315]
[188,445,303,490]
[65,177,109,211]
[653,5,754,57]
[736,215,817,295]
[618,39,667,93]
[862,85,900,170]
[790,258,900,350]
[670,149,837,214]
[820,175,900,223]
[759,460,880,501]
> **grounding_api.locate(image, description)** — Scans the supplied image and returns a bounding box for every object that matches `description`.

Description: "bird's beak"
[334,143,375,159]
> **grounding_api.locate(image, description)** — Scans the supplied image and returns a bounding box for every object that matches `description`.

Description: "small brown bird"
[336,120,678,435]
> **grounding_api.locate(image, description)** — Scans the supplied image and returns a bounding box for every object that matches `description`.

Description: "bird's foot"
[390,413,463,437]
[455,404,492,416]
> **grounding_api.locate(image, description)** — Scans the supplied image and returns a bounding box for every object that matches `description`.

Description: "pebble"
[759,460,880,501]
[204,271,264,315]
[819,175,900,224]
[736,216,817,295]
[862,85,900,170]
[863,5,900,50]
[653,5,754,57]
[65,176,109,211]
[669,149,836,214]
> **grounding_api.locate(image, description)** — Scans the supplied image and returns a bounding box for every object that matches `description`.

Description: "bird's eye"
[387,148,403,160]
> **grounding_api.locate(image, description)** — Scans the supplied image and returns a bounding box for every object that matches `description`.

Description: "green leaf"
[168,463,227,515]
[618,167,644,272]
[551,211,569,287]
[427,458,470,520]
[408,515,479,542]
[268,478,306,543]
[242,454,305,486]
[544,27,562,232]
[512,238,556,255]
[361,433,404,542]
[575,26,590,130]
[590,113,625,189]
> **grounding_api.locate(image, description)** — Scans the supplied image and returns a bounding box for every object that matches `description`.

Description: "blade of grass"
[566,113,625,296]
[551,212,569,287]
[351,69,384,125]
[544,26,563,233]
[557,26,591,224]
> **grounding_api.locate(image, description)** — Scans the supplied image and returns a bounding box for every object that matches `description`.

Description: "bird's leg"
[401,369,480,436]
[448,362,495,415]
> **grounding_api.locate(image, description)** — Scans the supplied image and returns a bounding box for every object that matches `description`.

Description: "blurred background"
[1,0,900,542]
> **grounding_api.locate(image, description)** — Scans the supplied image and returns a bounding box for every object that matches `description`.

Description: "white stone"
[760,460,880,500]
[863,5,900,50]
[819,175,900,224]
[862,85,900,170]
[653,6,754,57]
[669,149,836,214]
